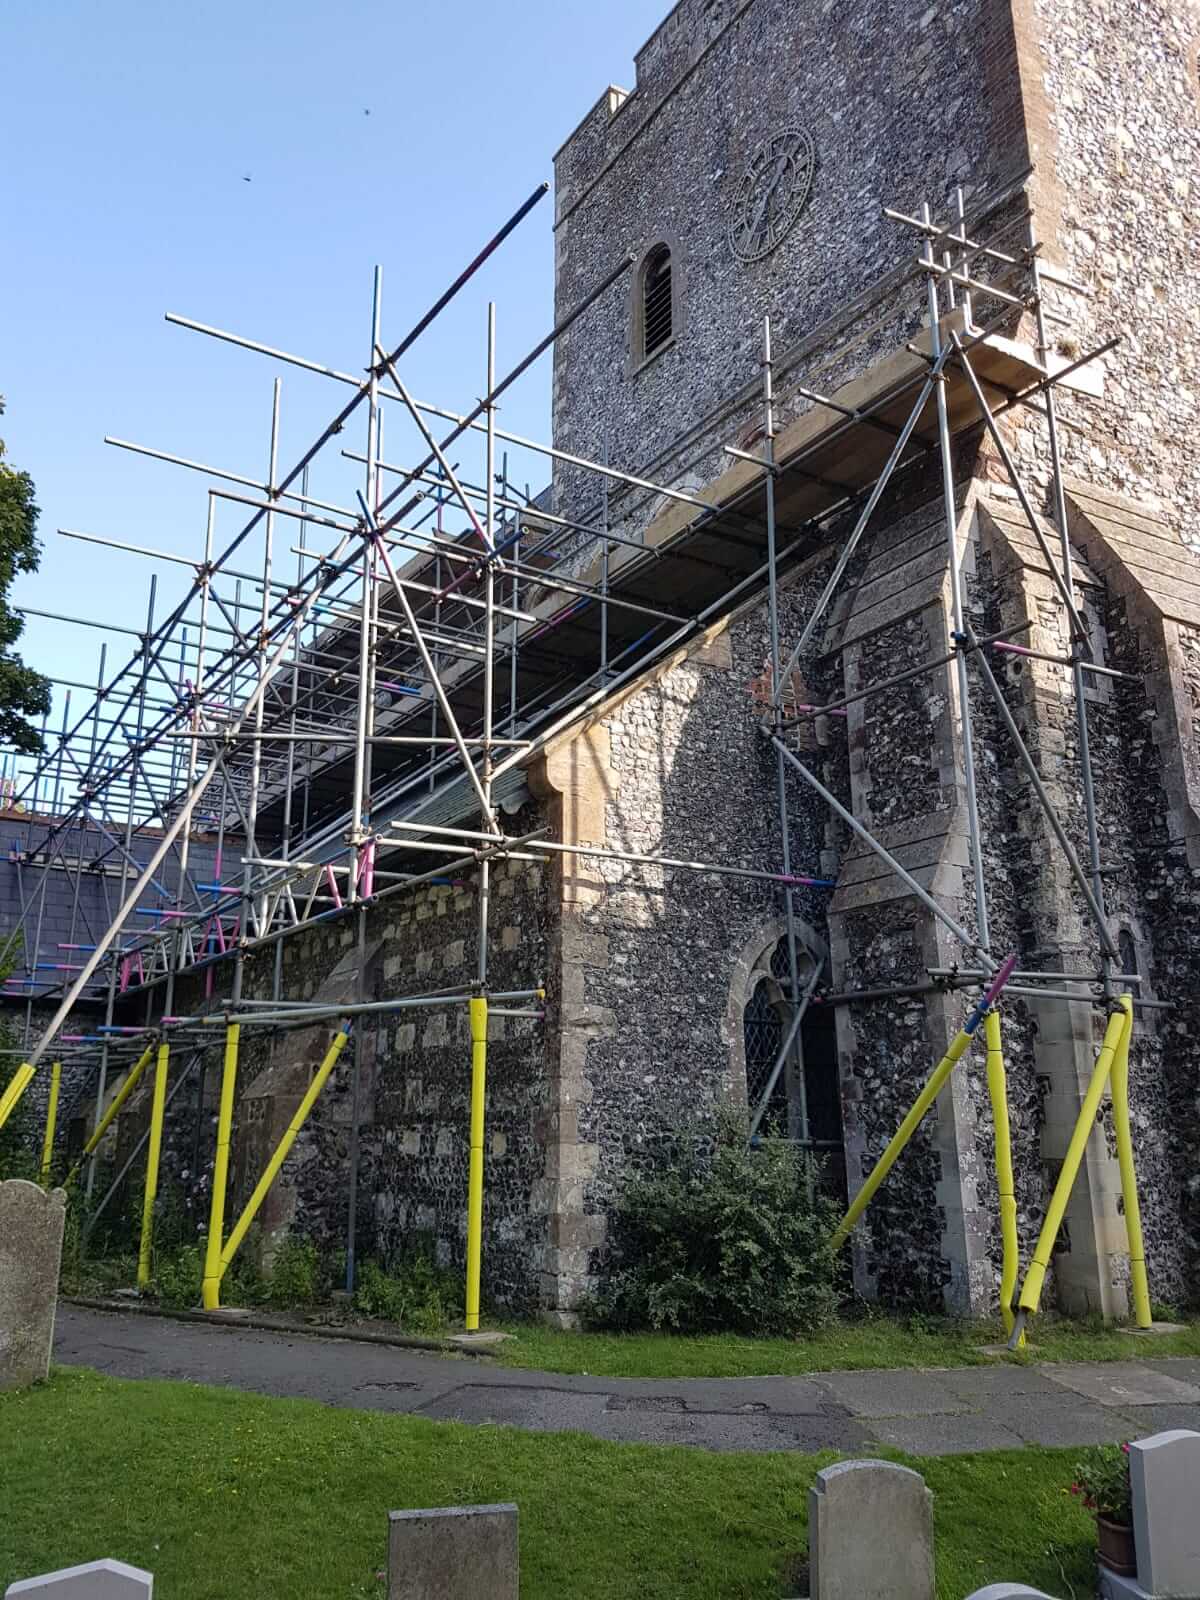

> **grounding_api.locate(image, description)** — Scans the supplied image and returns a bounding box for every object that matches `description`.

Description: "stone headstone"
[388,1504,518,1600]
[1098,1431,1200,1600]
[5,1558,153,1598]
[0,1179,67,1391]
[809,1460,934,1600]
[1132,1430,1200,1598]
[964,1588,1059,1600]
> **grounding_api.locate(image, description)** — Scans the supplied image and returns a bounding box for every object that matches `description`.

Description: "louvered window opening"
[642,247,672,358]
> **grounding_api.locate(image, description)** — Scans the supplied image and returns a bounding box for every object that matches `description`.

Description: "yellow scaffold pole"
[66,1040,157,1183]
[218,1023,351,1281]
[984,1009,1022,1344]
[0,1062,35,1131]
[832,954,1018,1251]
[465,996,488,1332]
[1109,995,1152,1329]
[201,1022,240,1312]
[137,1041,171,1289]
[39,1061,61,1185]
[1009,1003,1130,1346]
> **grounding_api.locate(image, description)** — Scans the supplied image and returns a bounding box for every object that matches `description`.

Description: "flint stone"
[388,1503,517,1600]
[5,1558,153,1598]
[809,1459,934,1600]
[0,1179,67,1391]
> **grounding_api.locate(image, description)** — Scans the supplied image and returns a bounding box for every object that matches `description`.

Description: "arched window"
[744,974,786,1125]
[639,243,673,361]
[741,939,847,1204]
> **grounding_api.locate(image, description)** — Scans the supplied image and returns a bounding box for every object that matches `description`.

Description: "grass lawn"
[497,1313,1200,1379]
[1,1368,1098,1600]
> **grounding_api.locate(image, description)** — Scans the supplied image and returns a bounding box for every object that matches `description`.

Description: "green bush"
[353,1246,460,1333]
[268,1237,320,1308]
[155,1243,203,1309]
[586,1118,841,1337]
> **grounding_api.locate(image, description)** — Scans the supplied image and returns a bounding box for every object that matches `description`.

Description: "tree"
[0,397,51,754]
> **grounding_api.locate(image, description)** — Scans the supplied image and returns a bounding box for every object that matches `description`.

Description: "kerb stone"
[388,1504,518,1600]
[5,1558,153,1598]
[809,1459,934,1600]
[0,1178,67,1391]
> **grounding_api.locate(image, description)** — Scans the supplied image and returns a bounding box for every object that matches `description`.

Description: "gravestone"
[388,1504,518,1600]
[5,1559,153,1598]
[1100,1430,1200,1600]
[964,1588,1058,1599]
[0,1179,67,1391]
[808,1460,934,1600]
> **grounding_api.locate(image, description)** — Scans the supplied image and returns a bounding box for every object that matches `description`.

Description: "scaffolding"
[0,178,1158,1337]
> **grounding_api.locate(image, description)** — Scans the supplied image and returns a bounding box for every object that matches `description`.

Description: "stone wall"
[529,549,843,1306]
[88,802,552,1312]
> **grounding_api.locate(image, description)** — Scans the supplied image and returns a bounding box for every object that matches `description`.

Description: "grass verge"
[496,1312,1200,1378]
[2,1368,1095,1600]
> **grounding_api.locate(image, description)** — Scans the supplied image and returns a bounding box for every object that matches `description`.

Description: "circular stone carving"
[728,128,816,262]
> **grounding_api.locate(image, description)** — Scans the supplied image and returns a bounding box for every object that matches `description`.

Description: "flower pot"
[1097,1515,1137,1577]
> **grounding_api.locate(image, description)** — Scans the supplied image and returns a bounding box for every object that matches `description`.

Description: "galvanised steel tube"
[1109,995,1152,1328]
[136,1041,171,1288]
[760,315,810,1143]
[38,1060,61,1183]
[218,1024,352,1275]
[771,347,949,701]
[963,621,1119,961]
[1011,1004,1129,1344]
[375,251,636,526]
[984,1007,1021,1342]
[201,1022,240,1310]
[773,734,993,969]
[19,185,549,847]
[369,518,500,831]
[25,541,356,1069]
[949,330,1088,643]
[1030,265,1113,997]
[832,953,1018,1250]
[924,208,990,955]
[477,302,498,989]
[464,995,488,1331]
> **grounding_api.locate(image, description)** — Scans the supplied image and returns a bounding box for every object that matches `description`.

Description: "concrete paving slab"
[817,1368,972,1418]
[981,1392,1135,1447]
[1041,1362,1200,1407]
[865,1413,1025,1455]
[1109,1402,1200,1437]
[1142,1358,1200,1387]
[938,1364,1066,1401]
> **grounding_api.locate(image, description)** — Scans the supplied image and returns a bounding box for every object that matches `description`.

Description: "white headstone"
[0,1179,67,1391]
[964,1587,1058,1600]
[388,1504,518,1600]
[5,1559,153,1599]
[809,1460,934,1600]
[1131,1430,1200,1598]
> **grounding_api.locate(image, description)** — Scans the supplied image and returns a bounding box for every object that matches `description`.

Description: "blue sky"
[1,0,662,761]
